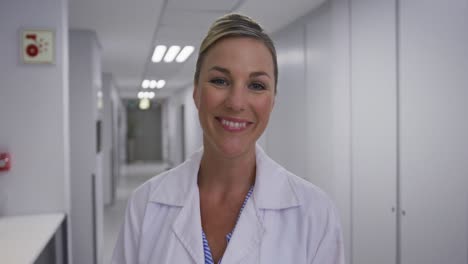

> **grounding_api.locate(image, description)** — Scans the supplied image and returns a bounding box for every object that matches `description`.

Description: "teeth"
[221,119,247,129]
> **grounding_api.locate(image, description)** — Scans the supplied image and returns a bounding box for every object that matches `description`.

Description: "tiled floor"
[103,162,170,264]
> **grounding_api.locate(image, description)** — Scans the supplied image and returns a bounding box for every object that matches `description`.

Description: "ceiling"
[69,0,326,99]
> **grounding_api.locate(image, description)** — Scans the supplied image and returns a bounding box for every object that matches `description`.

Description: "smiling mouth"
[215,117,252,131]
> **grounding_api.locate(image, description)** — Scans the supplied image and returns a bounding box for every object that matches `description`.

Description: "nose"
[224,84,246,112]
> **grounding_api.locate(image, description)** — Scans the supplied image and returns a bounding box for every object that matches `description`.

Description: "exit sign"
[21,29,55,64]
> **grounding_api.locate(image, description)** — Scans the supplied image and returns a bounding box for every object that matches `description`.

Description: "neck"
[198,144,256,195]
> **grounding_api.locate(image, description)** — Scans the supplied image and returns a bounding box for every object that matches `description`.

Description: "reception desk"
[0,213,66,264]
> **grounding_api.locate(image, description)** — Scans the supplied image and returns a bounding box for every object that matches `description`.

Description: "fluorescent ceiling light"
[142,79,150,89]
[156,80,166,89]
[176,46,195,62]
[152,45,167,63]
[149,80,157,89]
[164,45,181,63]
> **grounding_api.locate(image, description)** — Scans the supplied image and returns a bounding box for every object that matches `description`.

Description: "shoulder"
[285,171,336,215]
[254,145,337,215]
[128,168,172,204]
[128,159,195,208]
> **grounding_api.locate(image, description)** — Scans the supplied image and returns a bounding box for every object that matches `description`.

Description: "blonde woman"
[112,13,344,264]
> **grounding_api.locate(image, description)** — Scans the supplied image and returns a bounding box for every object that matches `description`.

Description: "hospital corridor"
[1,0,468,263]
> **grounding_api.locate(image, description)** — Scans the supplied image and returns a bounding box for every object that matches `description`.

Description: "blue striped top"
[202,186,254,264]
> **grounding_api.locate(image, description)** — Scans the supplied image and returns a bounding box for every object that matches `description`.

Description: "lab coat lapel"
[221,195,264,264]
[153,148,204,264]
[172,185,205,264]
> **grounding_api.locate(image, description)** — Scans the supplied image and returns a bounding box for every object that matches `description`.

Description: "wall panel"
[399,0,468,263]
[350,1,398,263]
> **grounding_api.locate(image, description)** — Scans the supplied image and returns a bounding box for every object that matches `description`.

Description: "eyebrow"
[249,71,271,79]
[209,66,271,79]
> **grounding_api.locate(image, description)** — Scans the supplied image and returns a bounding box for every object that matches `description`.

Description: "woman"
[112,13,344,264]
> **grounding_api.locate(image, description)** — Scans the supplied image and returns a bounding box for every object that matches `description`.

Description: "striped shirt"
[202,186,254,264]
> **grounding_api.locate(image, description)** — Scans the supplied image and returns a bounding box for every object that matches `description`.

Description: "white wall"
[183,87,203,159]
[163,94,184,166]
[69,30,104,264]
[399,1,468,263]
[268,1,352,262]
[109,75,123,200]
[0,0,69,214]
[267,16,308,179]
[268,0,468,263]
[350,1,398,263]
[101,73,114,206]
[0,3,71,262]
[163,86,202,167]
[118,100,127,167]
[0,0,71,260]
[328,0,352,261]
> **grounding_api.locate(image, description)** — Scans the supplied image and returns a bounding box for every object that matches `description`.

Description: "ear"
[193,81,200,110]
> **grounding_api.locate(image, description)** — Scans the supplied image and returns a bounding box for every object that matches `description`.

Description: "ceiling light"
[152,45,167,63]
[141,79,150,89]
[139,98,150,110]
[164,45,181,63]
[149,92,155,99]
[149,80,157,89]
[137,91,144,99]
[156,80,166,89]
[176,46,195,62]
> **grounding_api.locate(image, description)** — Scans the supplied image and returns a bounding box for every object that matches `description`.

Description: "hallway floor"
[103,162,170,264]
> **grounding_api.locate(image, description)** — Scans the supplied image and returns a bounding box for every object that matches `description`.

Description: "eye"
[209,78,229,86]
[249,82,266,91]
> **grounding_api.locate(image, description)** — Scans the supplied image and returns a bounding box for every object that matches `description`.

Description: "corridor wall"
[269,1,352,262]
[398,1,468,263]
[267,0,468,263]
[0,0,71,261]
[69,30,104,264]
[102,73,114,206]
[163,86,202,167]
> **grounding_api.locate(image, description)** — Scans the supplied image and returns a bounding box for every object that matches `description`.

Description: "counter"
[0,213,65,264]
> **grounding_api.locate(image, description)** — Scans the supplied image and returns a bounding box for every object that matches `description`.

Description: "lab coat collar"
[148,144,300,209]
[151,149,205,263]
[253,145,301,209]
[148,144,300,263]
[149,148,203,206]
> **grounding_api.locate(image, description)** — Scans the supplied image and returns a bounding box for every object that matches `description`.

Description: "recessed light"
[152,45,167,63]
[156,80,166,89]
[141,79,150,89]
[176,46,195,62]
[149,80,157,89]
[164,45,181,63]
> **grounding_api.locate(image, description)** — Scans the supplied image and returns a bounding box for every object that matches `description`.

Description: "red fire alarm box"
[0,153,11,172]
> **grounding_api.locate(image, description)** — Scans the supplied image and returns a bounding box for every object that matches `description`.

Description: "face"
[194,37,276,159]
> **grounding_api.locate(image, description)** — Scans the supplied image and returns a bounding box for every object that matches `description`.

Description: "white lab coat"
[112,145,345,264]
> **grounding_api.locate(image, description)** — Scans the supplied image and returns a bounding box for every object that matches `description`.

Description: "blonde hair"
[194,13,278,92]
